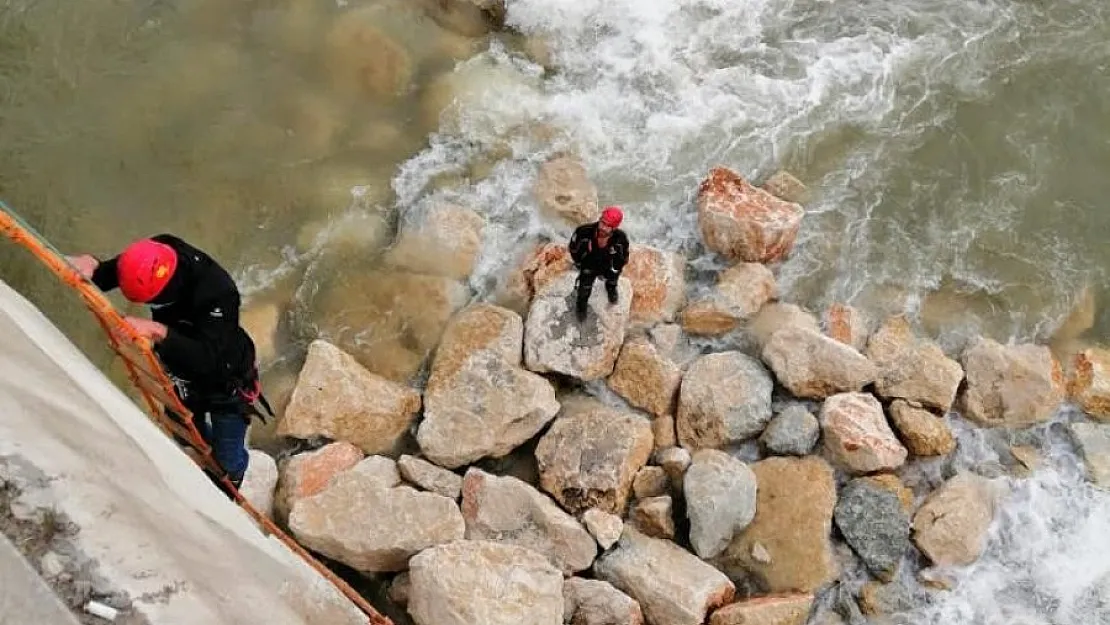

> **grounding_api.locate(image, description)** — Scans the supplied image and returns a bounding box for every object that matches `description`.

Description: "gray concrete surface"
[0,533,81,625]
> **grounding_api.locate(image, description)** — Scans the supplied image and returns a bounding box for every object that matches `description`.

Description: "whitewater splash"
[391,0,1108,344]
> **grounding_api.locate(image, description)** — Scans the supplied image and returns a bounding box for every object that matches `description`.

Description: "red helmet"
[117,239,177,303]
[600,206,623,228]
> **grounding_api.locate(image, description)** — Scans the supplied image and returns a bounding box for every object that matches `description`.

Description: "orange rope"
[0,207,392,625]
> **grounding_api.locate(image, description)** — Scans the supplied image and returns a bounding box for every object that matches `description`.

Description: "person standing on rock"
[569,206,630,322]
[66,235,272,492]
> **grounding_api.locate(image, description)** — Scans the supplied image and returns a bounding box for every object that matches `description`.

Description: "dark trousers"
[167,408,250,488]
[575,268,619,313]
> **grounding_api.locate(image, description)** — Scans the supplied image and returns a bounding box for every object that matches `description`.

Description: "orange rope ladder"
[0,202,392,625]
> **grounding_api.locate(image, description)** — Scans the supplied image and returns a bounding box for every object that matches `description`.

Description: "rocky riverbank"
[239,161,1110,625]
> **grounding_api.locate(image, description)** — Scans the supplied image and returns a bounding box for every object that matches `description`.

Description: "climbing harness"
[0,200,393,625]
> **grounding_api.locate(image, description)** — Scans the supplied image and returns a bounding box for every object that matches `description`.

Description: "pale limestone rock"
[631,496,675,539]
[461,468,597,574]
[710,594,814,625]
[865,316,964,412]
[535,400,654,515]
[535,155,599,225]
[608,336,682,418]
[279,340,421,455]
[524,272,633,381]
[240,450,278,520]
[747,303,821,351]
[1069,422,1110,489]
[583,508,624,550]
[677,352,774,450]
[1070,348,1110,422]
[384,203,485,280]
[762,328,877,400]
[624,245,687,327]
[889,400,955,457]
[681,263,777,337]
[652,415,677,451]
[684,450,758,559]
[275,441,364,522]
[419,304,560,468]
[911,473,996,566]
[823,303,871,352]
[408,540,564,625]
[697,167,805,263]
[288,459,464,573]
[594,528,736,625]
[760,170,810,205]
[713,457,838,593]
[632,466,671,499]
[960,337,1065,427]
[563,578,645,625]
[398,455,463,499]
[821,393,907,474]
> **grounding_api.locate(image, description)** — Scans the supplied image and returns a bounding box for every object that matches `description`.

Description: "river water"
[1,0,1109,622]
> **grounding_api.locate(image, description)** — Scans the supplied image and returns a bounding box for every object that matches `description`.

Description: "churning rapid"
[2,0,1110,622]
[395,1,1110,623]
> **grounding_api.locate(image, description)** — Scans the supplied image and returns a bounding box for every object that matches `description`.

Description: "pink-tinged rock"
[623,245,687,327]
[696,167,805,263]
[274,441,365,522]
[820,393,907,474]
[1070,348,1110,422]
[710,594,814,625]
[823,303,872,352]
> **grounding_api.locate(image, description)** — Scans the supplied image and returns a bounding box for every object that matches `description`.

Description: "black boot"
[575,272,593,322]
[606,281,619,305]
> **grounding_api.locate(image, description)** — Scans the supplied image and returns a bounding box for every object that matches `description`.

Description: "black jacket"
[569,222,630,275]
[92,234,258,411]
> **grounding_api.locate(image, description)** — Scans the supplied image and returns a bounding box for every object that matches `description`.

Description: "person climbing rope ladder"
[66,234,272,492]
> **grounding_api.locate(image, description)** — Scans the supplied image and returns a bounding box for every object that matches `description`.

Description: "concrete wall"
[0,278,367,625]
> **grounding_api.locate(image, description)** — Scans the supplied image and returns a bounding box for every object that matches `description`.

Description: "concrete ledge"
[0,532,81,625]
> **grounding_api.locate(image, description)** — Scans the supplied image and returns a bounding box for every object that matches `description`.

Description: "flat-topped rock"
[762,327,877,400]
[680,263,777,337]
[608,336,682,418]
[865,316,964,413]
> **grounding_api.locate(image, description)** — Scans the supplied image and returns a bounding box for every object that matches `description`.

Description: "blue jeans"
[194,411,250,486]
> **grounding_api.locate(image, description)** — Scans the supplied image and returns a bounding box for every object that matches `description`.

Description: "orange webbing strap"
[0,205,393,625]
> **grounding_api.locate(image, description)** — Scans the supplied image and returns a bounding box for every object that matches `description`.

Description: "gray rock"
[683,450,758,559]
[677,351,774,450]
[834,479,910,581]
[760,405,819,456]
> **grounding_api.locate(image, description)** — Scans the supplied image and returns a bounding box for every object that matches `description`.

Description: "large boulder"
[761,328,877,400]
[911,473,996,566]
[278,340,422,455]
[864,316,964,412]
[607,336,682,418]
[563,578,644,625]
[624,245,687,327]
[524,272,634,381]
[535,399,654,515]
[1069,348,1110,422]
[712,457,838,593]
[534,155,599,225]
[287,457,465,573]
[696,166,805,263]
[759,405,820,456]
[419,304,560,468]
[889,400,955,457]
[274,441,364,522]
[709,594,814,625]
[461,468,597,575]
[594,528,736,625]
[833,478,911,581]
[960,337,1065,427]
[677,352,774,450]
[408,540,564,625]
[384,202,485,280]
[820,393,907,474]
[680,263,777,337]
[684,450,758,559]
